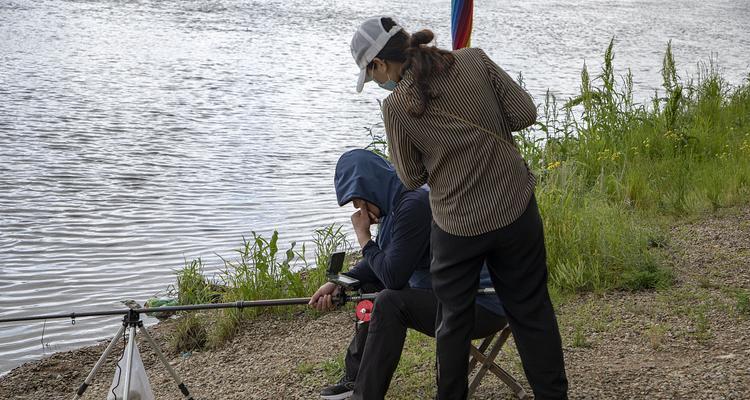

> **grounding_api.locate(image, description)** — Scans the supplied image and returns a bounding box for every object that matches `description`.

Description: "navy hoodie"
[334,149,503,316]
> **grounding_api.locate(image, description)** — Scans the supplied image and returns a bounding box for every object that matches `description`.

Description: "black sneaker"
[320,376,355,400]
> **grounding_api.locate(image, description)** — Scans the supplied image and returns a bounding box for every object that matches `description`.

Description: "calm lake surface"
[1,0,748,375]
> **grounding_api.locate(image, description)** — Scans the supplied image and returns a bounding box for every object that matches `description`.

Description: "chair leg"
[485,362,529,399]
[468,332,496,372]
[467,326,528,399]
[468,328,507,397]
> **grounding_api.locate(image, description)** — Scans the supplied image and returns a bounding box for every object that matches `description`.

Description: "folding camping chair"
[468,323,530,399]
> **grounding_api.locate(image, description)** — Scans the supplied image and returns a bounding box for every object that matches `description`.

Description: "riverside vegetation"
[170,39,750,365]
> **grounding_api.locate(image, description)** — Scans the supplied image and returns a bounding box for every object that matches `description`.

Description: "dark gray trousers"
[346,287,506,400]
[431,195,568,400]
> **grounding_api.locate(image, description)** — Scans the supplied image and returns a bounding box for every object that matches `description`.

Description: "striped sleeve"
[476,48,537,131]
[382,98,428,190]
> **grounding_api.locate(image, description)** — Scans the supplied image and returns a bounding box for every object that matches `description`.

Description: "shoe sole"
[320,390,354,400]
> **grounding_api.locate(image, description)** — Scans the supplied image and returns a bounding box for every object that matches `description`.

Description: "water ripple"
[1,0,749,376]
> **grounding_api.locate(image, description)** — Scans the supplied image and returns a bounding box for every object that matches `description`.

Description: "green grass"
[571,324,591,348]
[690,307,712,343]
[734,290,750,316]
[172,258,216,305]
[169,313,207,353]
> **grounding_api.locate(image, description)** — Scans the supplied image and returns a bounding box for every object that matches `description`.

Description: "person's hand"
[308,282,341,312]
[351,209,373,248]
[367,210,379,224]
[351,208,373,233]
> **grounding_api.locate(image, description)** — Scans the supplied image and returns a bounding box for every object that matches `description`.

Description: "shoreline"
[1,206,748,399]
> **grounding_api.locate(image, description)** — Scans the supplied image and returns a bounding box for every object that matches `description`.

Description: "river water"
[1,0,748,375]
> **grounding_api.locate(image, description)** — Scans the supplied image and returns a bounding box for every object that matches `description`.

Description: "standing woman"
[350,17,568,400]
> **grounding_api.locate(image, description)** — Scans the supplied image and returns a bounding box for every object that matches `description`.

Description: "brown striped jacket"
[382,47,537,236]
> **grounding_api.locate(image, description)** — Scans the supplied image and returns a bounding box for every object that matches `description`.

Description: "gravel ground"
[1,206,748,399]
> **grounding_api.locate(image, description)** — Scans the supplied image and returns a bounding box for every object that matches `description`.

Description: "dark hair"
[372,17,455,118]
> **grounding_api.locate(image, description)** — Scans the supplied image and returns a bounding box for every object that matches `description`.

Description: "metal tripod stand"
[72,309,193,400]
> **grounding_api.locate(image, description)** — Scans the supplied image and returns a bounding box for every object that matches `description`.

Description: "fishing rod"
[0,252,499,325]
[0,293,376,325]
[0,252,369,325]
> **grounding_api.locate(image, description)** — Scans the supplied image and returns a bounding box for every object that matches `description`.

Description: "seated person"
[309,149,506,400]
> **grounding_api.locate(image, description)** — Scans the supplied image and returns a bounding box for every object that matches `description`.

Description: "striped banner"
[451,0,473,50]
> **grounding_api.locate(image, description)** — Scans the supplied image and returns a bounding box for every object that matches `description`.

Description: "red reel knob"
[355,300,374,322]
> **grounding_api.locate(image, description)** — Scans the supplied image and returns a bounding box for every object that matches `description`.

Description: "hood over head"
[334,149,405,218]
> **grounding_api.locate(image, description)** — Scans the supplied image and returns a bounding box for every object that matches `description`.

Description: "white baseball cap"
[350,16,404,93]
